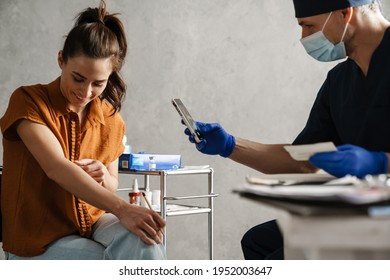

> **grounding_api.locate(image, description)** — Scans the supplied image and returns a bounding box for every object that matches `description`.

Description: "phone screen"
[172,98,204,143]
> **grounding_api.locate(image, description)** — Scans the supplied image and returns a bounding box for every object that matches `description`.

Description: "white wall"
[1,0,390,260]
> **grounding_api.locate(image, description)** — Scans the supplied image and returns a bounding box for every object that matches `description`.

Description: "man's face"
[298,11,347,45]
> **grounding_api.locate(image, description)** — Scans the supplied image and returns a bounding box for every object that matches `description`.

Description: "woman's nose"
[79,83,93,98]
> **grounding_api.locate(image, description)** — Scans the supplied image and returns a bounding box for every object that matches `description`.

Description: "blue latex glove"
[184,121,236,157]
[309,144,388,178]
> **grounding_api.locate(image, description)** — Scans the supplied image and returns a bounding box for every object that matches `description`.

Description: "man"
[183,0,390,259]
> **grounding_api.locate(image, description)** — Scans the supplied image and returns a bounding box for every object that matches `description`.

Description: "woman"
[0,0,166,260]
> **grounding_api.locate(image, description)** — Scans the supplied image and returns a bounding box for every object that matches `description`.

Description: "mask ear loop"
[321,12,333,32]
[340,7,353,43]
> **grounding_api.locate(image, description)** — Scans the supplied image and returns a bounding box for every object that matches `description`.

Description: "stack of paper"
[241,173,390,205]
[246,172,336,186]
[236,142,390,205]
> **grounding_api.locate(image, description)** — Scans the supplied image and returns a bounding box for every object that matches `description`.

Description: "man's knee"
[241,220,284,260]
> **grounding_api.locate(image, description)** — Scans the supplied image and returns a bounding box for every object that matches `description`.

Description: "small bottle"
[129,178,141,205]
[149,156,156,170]
[122,135,132,154]
[152,189,161,211]
[119,135,132,170]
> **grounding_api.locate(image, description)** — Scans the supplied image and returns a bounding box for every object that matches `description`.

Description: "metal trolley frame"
[118,167,217,260]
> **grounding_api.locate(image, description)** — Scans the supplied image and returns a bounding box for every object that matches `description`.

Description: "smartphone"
[171,98,204,143]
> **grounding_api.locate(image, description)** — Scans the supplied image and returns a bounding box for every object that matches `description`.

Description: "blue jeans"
[5,213,166,260]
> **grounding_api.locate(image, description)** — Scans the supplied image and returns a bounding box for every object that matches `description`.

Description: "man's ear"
[341,7,353,23]
[58,50,64,69]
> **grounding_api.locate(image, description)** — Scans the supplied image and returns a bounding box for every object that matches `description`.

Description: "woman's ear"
[57,51,64,69]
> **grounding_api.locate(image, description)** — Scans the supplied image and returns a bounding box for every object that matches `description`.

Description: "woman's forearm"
[50,158,126,215]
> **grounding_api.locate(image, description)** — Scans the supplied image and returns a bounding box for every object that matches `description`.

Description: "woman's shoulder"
[13,83,47,96]
[8,83,49,107]
[101,100,124,122]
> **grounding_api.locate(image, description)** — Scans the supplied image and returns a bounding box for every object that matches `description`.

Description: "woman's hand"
[118,204,166,245]
[74,159,119,192]
[74,159,107,184]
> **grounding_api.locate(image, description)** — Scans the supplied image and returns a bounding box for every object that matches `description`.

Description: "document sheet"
[284,142,337,161]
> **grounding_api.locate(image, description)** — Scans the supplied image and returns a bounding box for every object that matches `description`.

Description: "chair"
[0,172,2,242]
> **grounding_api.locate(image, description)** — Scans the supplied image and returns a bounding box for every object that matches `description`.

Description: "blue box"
[119,153,181,171]
[119,153,131,170]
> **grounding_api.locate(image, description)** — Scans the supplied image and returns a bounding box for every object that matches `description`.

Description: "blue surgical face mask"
[300,12,350,62]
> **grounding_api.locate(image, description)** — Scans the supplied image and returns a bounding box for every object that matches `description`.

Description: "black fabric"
[241,220,284,260]
[294,27,390,153]
[242,27,390,262]
[293,0,374,18]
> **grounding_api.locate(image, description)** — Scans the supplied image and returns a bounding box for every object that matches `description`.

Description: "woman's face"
[58,52,113,113]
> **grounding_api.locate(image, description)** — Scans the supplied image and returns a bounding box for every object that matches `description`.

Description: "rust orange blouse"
[0,77,125,257]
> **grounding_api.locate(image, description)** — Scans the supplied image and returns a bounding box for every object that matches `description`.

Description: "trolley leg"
[160,172,168,247]
[208,169,214,260]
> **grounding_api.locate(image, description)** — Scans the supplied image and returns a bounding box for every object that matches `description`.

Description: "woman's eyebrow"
[72,71,107,83]
[72,71,86,79]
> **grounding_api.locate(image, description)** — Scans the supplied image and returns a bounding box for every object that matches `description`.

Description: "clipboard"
[234,173,390,216]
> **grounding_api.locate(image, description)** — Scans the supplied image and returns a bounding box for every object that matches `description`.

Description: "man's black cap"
[293,0,375,18]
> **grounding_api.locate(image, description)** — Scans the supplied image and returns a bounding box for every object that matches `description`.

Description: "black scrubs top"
[294,27,390,152]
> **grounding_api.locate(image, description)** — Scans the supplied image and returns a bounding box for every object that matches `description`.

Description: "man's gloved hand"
[309,144,388,178]
[184,121,236,157]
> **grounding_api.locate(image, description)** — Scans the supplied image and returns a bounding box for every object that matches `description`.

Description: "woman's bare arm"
[16,119,165,245]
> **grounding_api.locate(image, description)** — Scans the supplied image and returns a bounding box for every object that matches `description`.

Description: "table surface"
[237,189,390,259]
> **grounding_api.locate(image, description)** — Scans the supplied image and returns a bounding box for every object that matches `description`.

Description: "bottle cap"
[123,145,132,154]
[132,178,139,192]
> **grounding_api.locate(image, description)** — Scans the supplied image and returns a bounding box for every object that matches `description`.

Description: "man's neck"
[348,17,390,76]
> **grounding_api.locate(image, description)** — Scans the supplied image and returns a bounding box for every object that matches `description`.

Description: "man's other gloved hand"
[184,122,236,157]
[309,144,388,178]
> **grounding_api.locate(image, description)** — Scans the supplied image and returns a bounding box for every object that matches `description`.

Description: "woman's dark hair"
[62,0,127,112]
